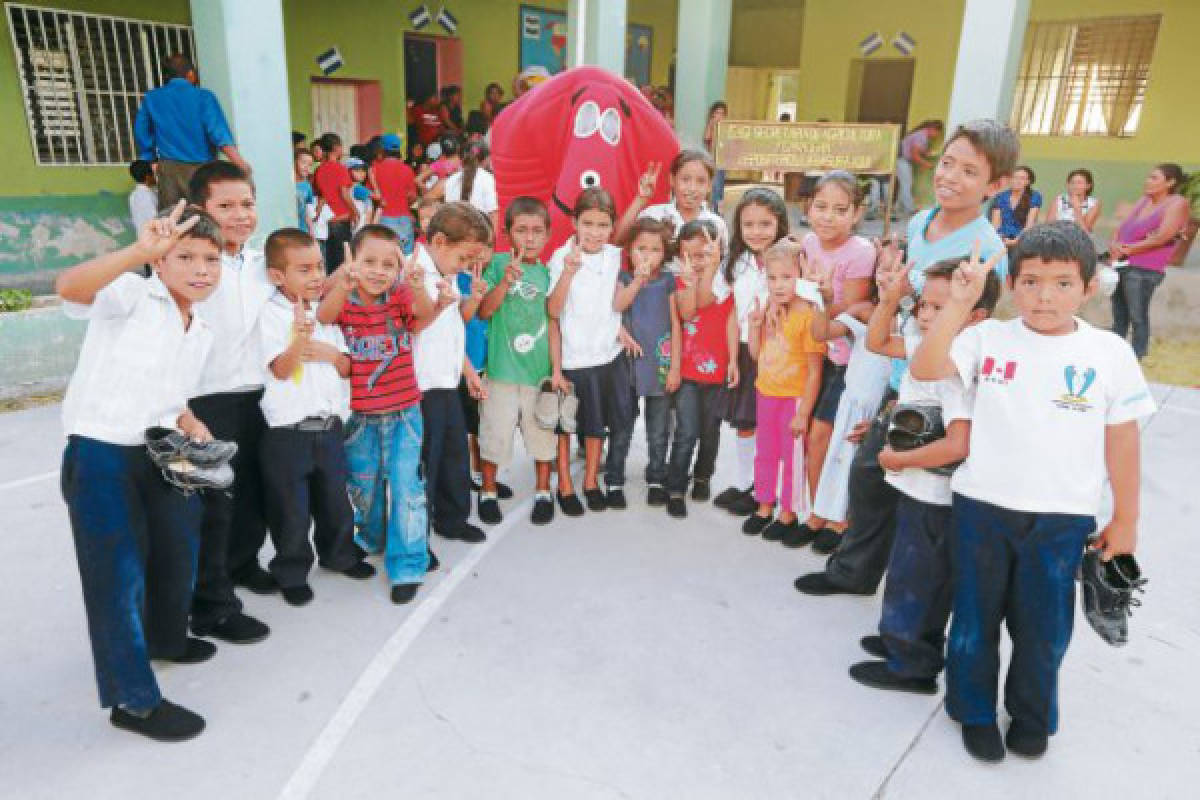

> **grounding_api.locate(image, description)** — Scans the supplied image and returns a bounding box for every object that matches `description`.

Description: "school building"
[1,0,1197,291]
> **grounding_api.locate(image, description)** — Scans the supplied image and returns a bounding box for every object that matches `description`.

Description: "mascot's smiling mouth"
[552,192,573,217]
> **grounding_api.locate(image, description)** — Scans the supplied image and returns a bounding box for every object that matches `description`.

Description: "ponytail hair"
[1013,165,1037,226]
[1156,163,1187,194]
[461,140,488,204]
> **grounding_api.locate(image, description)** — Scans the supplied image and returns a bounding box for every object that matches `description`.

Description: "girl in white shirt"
[443,140,499,233]
[1049,168,1101,233]
[615,149,729,246]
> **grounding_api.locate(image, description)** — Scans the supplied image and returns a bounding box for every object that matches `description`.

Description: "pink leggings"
[753,391,809,514]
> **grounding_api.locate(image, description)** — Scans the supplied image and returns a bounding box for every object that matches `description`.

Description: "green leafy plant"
[1181,171,1200,219]
[0,288,33,313]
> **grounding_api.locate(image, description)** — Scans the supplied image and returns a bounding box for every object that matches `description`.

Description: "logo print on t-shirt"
[980,356,1017,385]
[1055,365,1097,412]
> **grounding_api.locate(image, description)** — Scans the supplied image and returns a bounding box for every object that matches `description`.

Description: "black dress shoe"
[496,482,514,500]
[606,488,627,509]
[690,479,711,502]
[1006,721,1048,758]
[962,724,1006,762]
[848,660,937,694]
[666,496,687,519]
[762,518,796,542]
[390,583,420,605]
[742,512,772,535]
[478,496,503,525]
[782,523,819,549]
[151,637,217,664]
[646,485,668,506]
[557,491,585,517]
[584,488,607,512]
[531,496,555,525]
[727,489,758,516]
[860,635,888,659]
[811,528,842,555]
[281,585,315,606]
[232,564,278,595]
[194,612,269,645]
[793,572,874,596]
[439,523,487,543]
[713,486,743,509]
[341,561,377,579]
[110,699,205,742]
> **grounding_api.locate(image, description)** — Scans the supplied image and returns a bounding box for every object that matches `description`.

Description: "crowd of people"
[68,56,1181,768]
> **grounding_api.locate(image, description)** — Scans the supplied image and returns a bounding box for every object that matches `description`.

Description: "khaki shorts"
[479,380,557,467]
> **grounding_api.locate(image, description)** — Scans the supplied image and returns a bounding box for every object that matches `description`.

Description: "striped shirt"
[336,287,421,413]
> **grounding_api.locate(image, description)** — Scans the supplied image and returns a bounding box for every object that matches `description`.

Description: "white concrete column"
[567,0,627,74]
[946,0,1031,131]
[674,0,732,149]
[189,0,294,241]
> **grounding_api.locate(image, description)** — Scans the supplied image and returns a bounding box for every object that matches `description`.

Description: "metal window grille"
[1010,14,1160,138]
[5,3,194,165]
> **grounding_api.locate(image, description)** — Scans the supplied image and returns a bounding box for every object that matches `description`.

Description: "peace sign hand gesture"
[677,252,697,289]
[403,247,426,292]
[638,162,662,199]
[632,250,655,281]
[135,199,201,262]
[951,239,1001,307]
[337,243,362,291]
[468,261,488,303]
[564,237,584,275]
[504,248,526,286]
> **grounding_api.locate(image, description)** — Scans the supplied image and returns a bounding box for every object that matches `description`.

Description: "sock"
[481,491,497,501]
[471,471,483,485]
[535,490,552,501]
[736,434,756,490]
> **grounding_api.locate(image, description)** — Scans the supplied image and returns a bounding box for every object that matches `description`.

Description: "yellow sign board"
[713,121,900,174]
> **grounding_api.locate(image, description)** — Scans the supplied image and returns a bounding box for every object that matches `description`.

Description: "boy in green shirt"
[476,197,557,525]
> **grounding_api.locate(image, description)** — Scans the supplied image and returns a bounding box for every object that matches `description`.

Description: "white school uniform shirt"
[258,291,350,427]
[193,247,275,397]
[949,318,1157,516]
[61,274,212,446]
[128,184,158,233]
[547,241,623,370]
[413,245,466,390]
[885,335,974,507]
[710,251,768,344]
[443,168,499,214]
[638,202,728,245]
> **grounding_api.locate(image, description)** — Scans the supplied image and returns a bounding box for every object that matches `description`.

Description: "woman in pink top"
[1110,163,1190,359]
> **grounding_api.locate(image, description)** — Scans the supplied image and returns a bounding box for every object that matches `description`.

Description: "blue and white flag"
[316,47,343,76]
[858,32,882,56]
[437,6,458,34]
[409,4,431,29]
[893,31,915,55]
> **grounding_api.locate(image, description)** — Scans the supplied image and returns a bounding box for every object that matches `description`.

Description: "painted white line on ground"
[277,495,536,800]
[0,470,58,492]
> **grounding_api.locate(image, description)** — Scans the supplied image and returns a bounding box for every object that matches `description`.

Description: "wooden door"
[311,81,359,144]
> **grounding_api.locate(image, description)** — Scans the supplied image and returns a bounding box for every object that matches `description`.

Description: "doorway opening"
[846,58,914,125]
[310,78,382,146]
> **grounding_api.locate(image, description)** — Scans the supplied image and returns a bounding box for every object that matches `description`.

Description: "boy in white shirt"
[911,222,1156,762]
[258,229,375,606]
[849,259,999,695]
[127,160,158,234]
[186,161,274,645]
[56,203,221,741]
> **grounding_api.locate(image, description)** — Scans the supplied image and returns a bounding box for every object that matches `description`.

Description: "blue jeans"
[61,436,202,710]
[606,394,670,489]
[946,493,1094,736]
[344,408,429,584]
[666,380,722,495]
[712,169,726,213]
[378,215,415,255]
[1111,266,1164,359]
[880,495,953,679]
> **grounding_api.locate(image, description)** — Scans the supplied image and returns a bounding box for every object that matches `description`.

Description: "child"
[417,134,462,200]
[547,187,632,513]
[457,229,501,508]
[699,188,789,517]
[794,118,1015,598]
[128,159,158,234]
[313,133,357,271]
[911,222,1155,762]
[848,258,998,696]
[665,219,735,518]
[797,171,877,548]
[294,148,316,233]
[609,217,680,506]
[56,203,221,741]
[616,150,728,244]
[347,157,375,231]
[415,196,441,246]
[371,133,418,253]
[476,197,558,525]
[317,226,438,604]
[258,228,375,606]
[742,242,825,540]
[990,165,1041,247]
[444,139,499,232]
[186,161,273,644]
[807,246,892,549]
[413,202,492,543]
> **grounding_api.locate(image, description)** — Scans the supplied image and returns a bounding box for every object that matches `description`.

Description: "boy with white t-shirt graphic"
[911,223,1156,763]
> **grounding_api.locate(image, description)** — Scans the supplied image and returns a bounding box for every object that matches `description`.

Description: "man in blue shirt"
[134,53,251,207]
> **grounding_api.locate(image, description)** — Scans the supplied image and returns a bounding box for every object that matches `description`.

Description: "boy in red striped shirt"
[317,225,446,604]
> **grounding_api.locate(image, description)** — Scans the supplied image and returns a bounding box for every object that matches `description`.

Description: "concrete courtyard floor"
[1,387,1199,799]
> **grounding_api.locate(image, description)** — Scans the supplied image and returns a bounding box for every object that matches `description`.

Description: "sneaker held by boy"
[1080,549,1145,646]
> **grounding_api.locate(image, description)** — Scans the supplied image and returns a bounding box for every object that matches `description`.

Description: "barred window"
[1010,14,1161,138]
[5,3,194,165]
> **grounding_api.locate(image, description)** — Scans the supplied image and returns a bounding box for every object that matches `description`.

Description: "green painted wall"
[730,0,804,68]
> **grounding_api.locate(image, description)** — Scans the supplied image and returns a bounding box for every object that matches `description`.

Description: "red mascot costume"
[491,66,680,255]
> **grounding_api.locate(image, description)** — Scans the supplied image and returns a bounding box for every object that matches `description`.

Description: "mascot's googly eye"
[580,169,601,190]
[574,101,601,138]
[599,108,621,145]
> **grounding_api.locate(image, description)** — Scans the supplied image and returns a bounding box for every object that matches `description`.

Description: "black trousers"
[326,220,353,274]
[421,389,471,533]
[189,389,268,628]
[259,422,359,588]
[824,392,900,593]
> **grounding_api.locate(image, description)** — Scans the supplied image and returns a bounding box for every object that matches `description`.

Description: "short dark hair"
[292,131,307,146]
[626,217,674,262]
[924,257,1001,314]
[163,205,223,252]
[188,160,254,206]
[670,149,714,179]
[264,228,318,272]
[573,187,617,222]
[428,202,492,245]
[504,196,551,232]
[1009,221,1098,283]
[163,53,194,80]
[322,132,343,150]
[677,218,723,255]
[1155,163,1187,194]
[942,119,1019,183]
[129,159,154,184]
[1067,167,1094,194]
[351,224,399,256]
